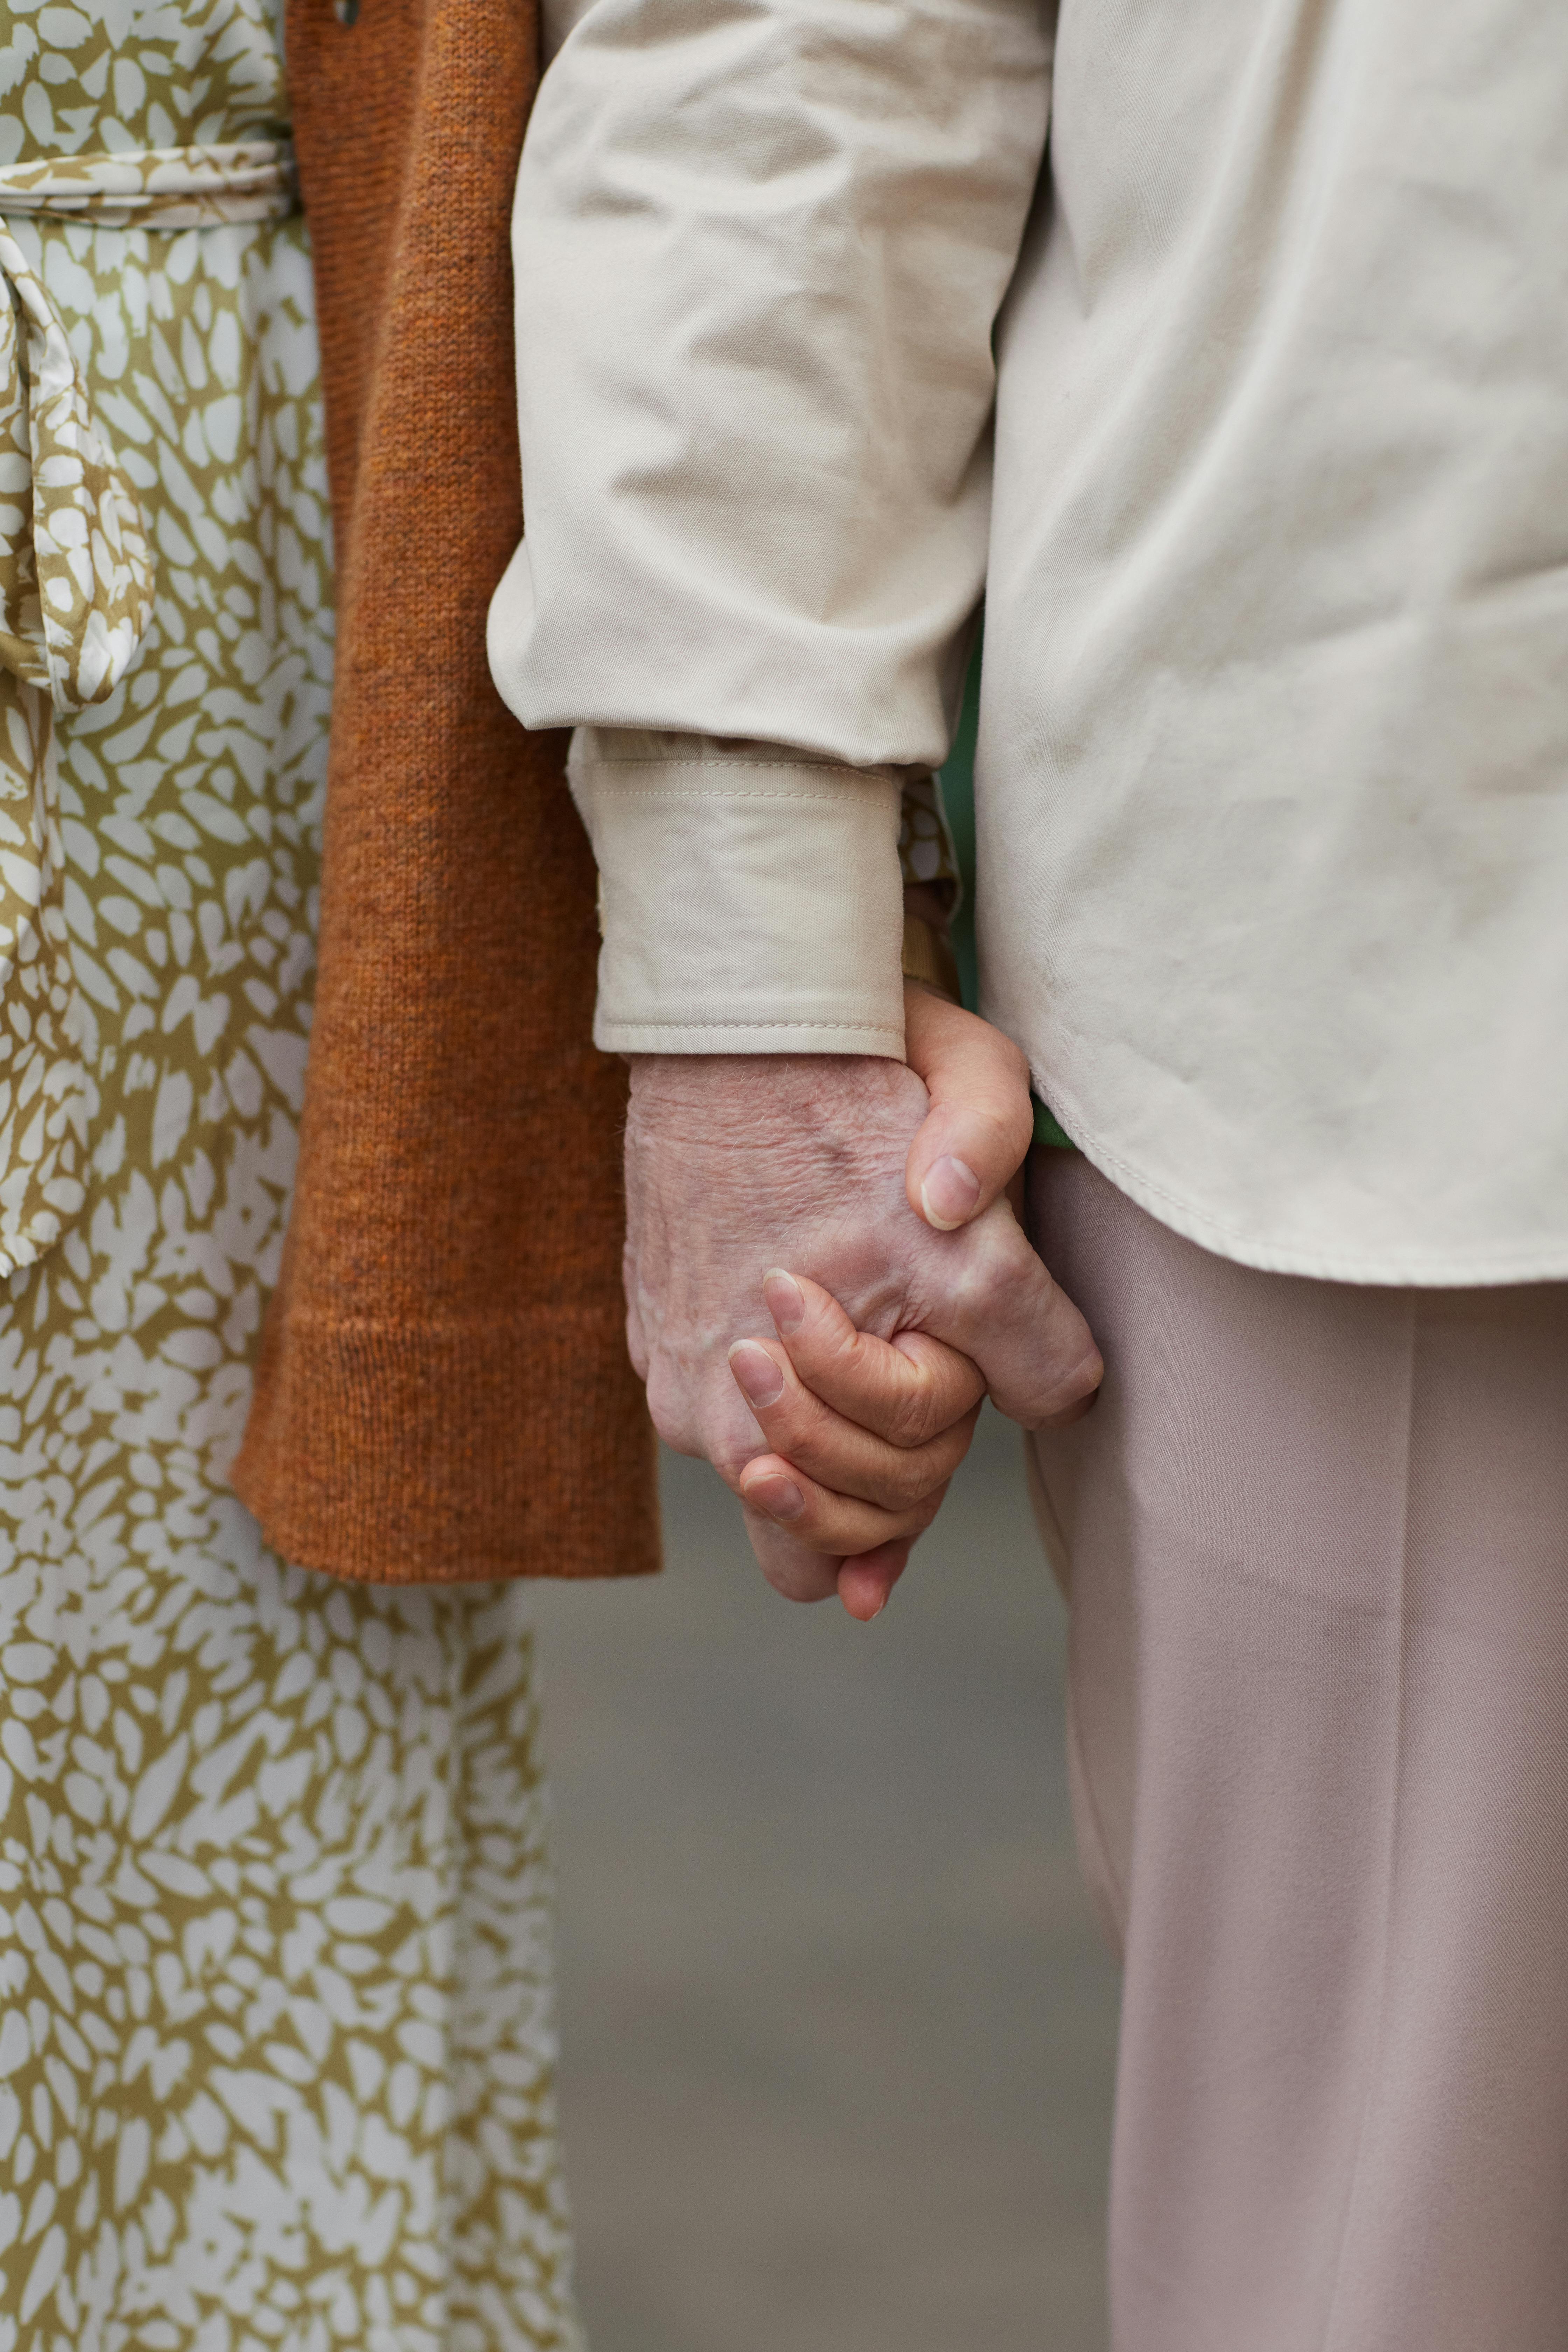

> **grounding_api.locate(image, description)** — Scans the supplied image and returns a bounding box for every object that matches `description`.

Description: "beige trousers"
[1027,1149,1568,2352]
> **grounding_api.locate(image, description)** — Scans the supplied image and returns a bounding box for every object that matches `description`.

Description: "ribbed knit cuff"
[232,1299,661,1584]
[568,728,906,1057]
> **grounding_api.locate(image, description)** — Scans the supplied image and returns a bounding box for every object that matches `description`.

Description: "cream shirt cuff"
[568,729,907,1058]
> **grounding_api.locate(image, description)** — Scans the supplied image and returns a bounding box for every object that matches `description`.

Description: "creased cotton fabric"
[491,0,1568,1283]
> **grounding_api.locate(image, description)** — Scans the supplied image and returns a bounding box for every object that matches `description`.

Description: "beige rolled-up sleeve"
[568,730,907,1054]
[487,0,1054,1048]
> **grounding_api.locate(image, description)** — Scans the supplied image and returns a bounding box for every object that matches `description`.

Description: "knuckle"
[643,1365,690,1453]
[714,1441,761,1489]
[956,1235,1026,1324]
[832,1324,875,1390]
[861,1491,943,1546]
[897,1488,946,1540]
[945,1260,1006,1336]
[789,1385,837,1448]
[873,1451,930,1511]
[885,1372,942,1450]
[646,1359,737,1470]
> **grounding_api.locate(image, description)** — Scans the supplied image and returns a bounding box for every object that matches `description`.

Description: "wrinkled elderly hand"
[624,986,1100,1610]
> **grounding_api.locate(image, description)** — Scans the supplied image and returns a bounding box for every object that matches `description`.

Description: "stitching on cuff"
[602,1017,904,1033]
[594,786,896,807]
[580,756,899,778]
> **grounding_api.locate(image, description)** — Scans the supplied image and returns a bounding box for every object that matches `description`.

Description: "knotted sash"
[0,142,294,1272]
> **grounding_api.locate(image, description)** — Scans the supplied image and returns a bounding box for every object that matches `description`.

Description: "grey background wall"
[534,1405,1120,2352]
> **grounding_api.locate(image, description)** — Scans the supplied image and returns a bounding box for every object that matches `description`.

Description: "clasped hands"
[625,985,1102,1620]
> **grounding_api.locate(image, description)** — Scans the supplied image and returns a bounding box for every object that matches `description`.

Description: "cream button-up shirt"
[489,0,1568,1285]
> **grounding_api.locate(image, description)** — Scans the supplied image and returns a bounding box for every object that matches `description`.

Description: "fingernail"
[763,1268,805,1336]
[920,1155,981,1230]
[729,1340,785,1409]
[743,1472,804,1522]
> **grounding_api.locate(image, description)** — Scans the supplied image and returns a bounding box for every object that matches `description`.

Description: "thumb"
[903,982,1036,1231]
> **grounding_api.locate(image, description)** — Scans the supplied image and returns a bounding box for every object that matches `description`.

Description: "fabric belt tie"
[0,139,296,1276]
[0,139,297,716]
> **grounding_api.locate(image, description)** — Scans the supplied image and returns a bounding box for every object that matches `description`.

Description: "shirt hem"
[1040,1085,1568,1289]
[598,1017,905,1058]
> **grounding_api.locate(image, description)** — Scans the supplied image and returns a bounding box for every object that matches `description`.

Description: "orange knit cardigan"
[231,0,660,1583]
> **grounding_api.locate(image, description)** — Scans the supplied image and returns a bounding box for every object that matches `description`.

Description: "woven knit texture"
[232,0,659,1583]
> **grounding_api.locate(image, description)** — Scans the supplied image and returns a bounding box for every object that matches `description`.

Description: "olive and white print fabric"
[0,7,582,2346]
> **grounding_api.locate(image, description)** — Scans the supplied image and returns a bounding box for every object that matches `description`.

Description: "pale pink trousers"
[1027,1148,1568,2352]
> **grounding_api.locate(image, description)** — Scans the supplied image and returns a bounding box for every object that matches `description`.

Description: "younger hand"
[729,1268,987,1620]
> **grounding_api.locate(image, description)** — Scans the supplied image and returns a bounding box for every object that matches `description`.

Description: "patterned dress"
[0,8,580,2345]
